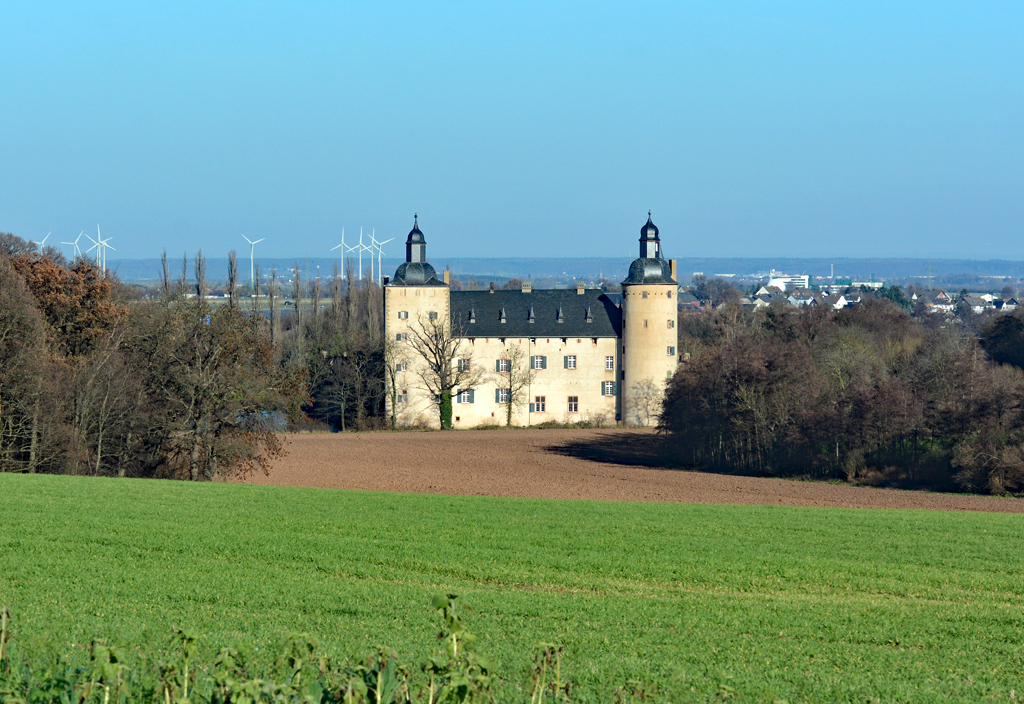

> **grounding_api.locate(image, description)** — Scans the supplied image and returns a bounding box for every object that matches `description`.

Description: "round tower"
[620,213,678,426]
[384,215,450,427]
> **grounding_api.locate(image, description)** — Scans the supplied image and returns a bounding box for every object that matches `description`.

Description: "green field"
[2,473,1023,702]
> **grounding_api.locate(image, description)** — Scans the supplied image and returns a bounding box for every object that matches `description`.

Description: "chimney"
[443,269,450,285]
[670,259,677,281]
[522,281,532,293]
[382,276,389,286]
[576,281,585,295]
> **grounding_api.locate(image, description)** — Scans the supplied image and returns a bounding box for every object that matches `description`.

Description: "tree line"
[661,300,1024,494]
[1,232,391,479]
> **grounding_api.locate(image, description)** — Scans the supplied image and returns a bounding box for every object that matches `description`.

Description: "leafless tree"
[293,263,303,328]
[383,336,409,429]
[159,249,171,300]
[330,262,342,319]
[629,378,662,427]
[268,266,279,345]
[309,276,321,317]
[227,250,239,309]
[194,250,207,300]
[492,343,536,426]
[407,314,481,429]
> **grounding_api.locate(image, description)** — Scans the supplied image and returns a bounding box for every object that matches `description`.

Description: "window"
[567,396,579,413]
[532,396,546,413]
[565,355,577,370]
[531,355,547,370]
[397,311,409,320]
[458,389,474,404]
[395,362,407,372]
[397,389,408,403]
[605,356,614,370]
[496,388,510,403]
[430,392,440,403]
[458,358,471,372]
[395,333,407,342]
[644,319,648,328]
[668,319,675,329]
[668,346,676,356]
[496,359,510,373]
[642,291,648,299]
[602,381,616,396]
[429,311,438,320]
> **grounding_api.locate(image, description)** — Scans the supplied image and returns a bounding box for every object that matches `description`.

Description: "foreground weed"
[421,594,493,704]
[529,644,569,704]
[0,596,502,704]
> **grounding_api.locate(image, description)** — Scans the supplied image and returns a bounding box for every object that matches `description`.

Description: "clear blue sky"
[2,1,1021,260]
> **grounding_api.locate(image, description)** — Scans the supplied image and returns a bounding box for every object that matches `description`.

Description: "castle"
[384,214,679,427]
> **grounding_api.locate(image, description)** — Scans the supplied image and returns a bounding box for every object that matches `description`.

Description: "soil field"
[240,428,1024,512]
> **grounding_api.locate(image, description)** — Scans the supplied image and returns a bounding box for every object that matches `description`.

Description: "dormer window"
[499,308,507,323]
[556,306,564,323]
[469,308,476,324]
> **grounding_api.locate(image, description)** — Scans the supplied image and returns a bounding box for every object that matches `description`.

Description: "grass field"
[2,473,1023,702]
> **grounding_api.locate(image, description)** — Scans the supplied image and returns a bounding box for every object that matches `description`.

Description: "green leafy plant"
[421,594,493,704]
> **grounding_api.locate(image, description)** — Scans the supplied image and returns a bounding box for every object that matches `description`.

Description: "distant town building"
[767,272,810,290]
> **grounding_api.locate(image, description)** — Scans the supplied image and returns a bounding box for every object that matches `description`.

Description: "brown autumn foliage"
[0,235,308,480]
[662,300,1024,494]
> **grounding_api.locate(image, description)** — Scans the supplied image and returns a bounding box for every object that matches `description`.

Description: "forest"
[663,300,1024,494]
[0,232,388,479]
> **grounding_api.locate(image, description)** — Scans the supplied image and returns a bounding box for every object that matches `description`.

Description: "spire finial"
[414,213,418,223]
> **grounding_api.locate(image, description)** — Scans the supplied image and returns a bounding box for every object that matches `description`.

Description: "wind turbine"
[371,232,394,287]
[357,228,366,280]
[329,228,349,279]
[36,232,51,254]
[62,231,84,259]
[241,234,265,292]
[86,226,114,275]
[85,231,100,265]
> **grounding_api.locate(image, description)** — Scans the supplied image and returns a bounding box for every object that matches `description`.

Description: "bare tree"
[407,314,481,429]
[194,250,207,300]
[492,343,536,426]
[251,263,262,320]
[309,276,321,317]
[177,254,188,299]
[330,262,342,318]
[159,249,171,300]
[629,378,662,427]
[293,262,303,328]
[383,336,409,429]
[227,250,239,309]
[268,266,278,345]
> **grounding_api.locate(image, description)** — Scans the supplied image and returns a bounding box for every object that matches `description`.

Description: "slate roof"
[450,289,622,338]
[622,257,676,285]
[391,262,446,286]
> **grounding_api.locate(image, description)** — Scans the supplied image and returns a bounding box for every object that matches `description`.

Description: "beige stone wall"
[621,283,678,426]
[384,285,451,428]
[386,283,678,429]
[448,335,620,427]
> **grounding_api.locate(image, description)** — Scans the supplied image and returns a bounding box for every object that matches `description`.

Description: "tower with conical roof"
[384,215,451,426]
[620,213,678,426]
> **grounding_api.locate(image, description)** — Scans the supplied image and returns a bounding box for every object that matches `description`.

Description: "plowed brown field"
[238,428,1024,512]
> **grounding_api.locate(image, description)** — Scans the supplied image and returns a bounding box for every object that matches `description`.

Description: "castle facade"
[384,215,679,427]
